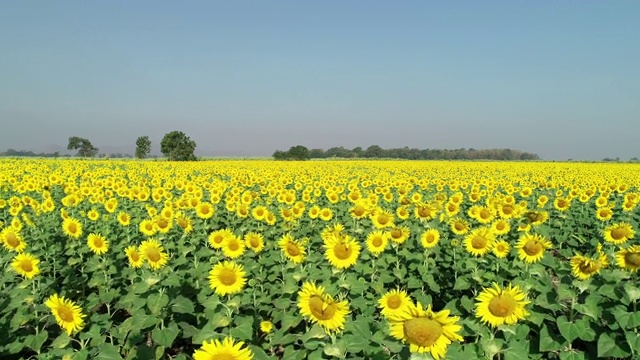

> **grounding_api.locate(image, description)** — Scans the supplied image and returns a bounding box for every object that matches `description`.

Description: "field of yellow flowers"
[1,159,640,360]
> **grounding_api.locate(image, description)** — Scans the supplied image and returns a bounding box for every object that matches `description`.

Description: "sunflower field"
[1,159,640,360]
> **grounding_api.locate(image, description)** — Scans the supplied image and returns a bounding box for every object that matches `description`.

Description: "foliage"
[160,131,197,161]
[135,136,152,159]
[67,136,98,157]
[1,159,639,359]
[272,145,310,161]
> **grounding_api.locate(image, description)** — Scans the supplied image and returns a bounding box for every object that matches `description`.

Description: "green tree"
[287,145,310,160]
[160,131,197,161]
[135,136,152,159]
[67,136,98,157]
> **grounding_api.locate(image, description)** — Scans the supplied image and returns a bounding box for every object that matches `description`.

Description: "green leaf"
[503,340,529,360]
[280,313,302,331]
[27,331,48,352]
[51,333,71,349]
[171,296,195,314]
[624,283,640,302]
[625,331,640,355]
[146,292,170,315]
[597,332,631,358]
[556,316,580,342]
[152,322,180,347]
[559,351,586,360]
[538,324,564,352]
[574,296,600,320]
[229,315,253,341]
[248,345,272,360]
[95,343,124,360]
[453,277,471,290]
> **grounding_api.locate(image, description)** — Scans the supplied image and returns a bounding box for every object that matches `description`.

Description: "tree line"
[273,145,541,161]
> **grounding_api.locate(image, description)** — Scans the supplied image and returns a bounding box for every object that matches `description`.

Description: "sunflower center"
[425,234,436,243]
[200,206,210,215]
[523,240,542,256]
[372,236,383,247]
[497,223,506,230]
[57,306,75,323]
[578,260,599,274]
[216,354,236,360]
[333,243,352,260]
[130,251,141,262]
[488,294,517,318]
[610,228,628,240]
[625,252,640,267]
[249,237,260,248]
[228,240,239,251]
[387,295,402,309]
[354,206,365,216]
[68,223,78,233]
[146,248,161,262]
[214,235,224,244]
[20,260,33,272]
[403,318,444,348]
[479,209,491,219]
[93,238,104,248]
[286,243,301,256]
[502,206,514,215]
[219,268,237,286]
[390,229,402,238]
[472,236,487,249]
[157,219,168,228]
[6,233,19,247]
[378,214,389,225]
[308,296,336,320]
[455,223,465,231]
[418,208,429,217]
[497,244,507,252]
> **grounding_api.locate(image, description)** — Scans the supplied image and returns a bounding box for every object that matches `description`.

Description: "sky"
[1,1,639,160]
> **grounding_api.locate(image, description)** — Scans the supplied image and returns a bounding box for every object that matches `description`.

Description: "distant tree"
[630,157,639,162]
[364,145,384,158]
[135,136,152,159]
[287,145,310,160]
[67,136,98,157]
[272,150,288,160]
[309,148,325,158]
[160,131,197,161]
[352,147,364,157]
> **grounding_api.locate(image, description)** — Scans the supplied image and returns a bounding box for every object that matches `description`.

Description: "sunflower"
[244,232,265,253]
[278,233,306,264]
[475,283,530,328]
[222,235,246,259]
[62,217,83,239]
[474,207,495,224]
[251,206,268,221]
[209,261,246,296]
[595,207,613,222]
[139,239,170,270]
[389,302,463,359]
[117,211,131,226]
[491,219,511,235]
[297,282,349,333]
[87,233,109,255]
[195,202,215,219]
[349,202,369,220]
[615,245,640,272]
[11,252,40,279]
[321,223,346,244]
[45,294,86,335]
[324,234,360,269]
[260,321,274,334]
[1,227,26,252]
[414,203,438,222]
[209,228,233,249]
[516,233,552,263]
[319,208,333,221]
[378,288,412,319]
[139,219,157,236]
[193,336,253,360]
[125,245,144,268]
[366,230,389,256]
[463,227,495,257]
[603,222,635,245]
[371,209,395,229]
[420,229,440,249]
[87,209,100,221]
[553,197,571,212]
[154,216,172,234]
[492,240,510,258]
[449,218,470,235]
[175,212,193,234]
[571,253,608,280]
[388,226,410,244]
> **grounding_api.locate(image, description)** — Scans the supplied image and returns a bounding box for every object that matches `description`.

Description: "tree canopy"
[135,136,151,159]
[160,131,197,161]
[272,145,310,161]
[67,136,98,157]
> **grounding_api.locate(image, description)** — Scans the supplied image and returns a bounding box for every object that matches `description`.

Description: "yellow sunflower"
[475,283,530,328]
[278,233,306,264]
[492,240,510,258]
[615,245,640,272]
[139,239,170,270]
[516,233,552,263]
[449,218,470,235]
[389,302,463,359]
[117,211,131,226]
[222,235,246,259]
[420,229,440,249]
[139,219,157,237]
[87,209,100,221]
[603,222,635,245]
[463,227,495,257]
[244,232,265,253]
[87,233,109,255]
[260,320,274,334]
[371,209,395,229]
[297,282,350,333]
[45,294,86,335]
[570,253,608,280]
[366,230,389,256]
[324,234,360,269]
[378,288,412,319]
[388,226,410,244]
[595,207,613,222]
[491,219,511,235]
[195,202,215,219]
[208,228,233,249]
[1,227,26,252]
[209,261,246,296]
[11,252,40,279]
[193,336,253,360]
[62,217,83,239]
[125,245,144,268]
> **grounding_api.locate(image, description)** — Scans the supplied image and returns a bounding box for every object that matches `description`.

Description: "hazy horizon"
[1,2,639,160]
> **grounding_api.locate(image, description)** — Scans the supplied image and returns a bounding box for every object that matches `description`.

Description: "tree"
[135,136,152,159]
[287,145,310,160]
[364,145,384,158]
[67,136,98,157]
[160,131,197,161]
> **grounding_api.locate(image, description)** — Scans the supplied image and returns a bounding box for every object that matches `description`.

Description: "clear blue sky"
[1,1,639,160]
